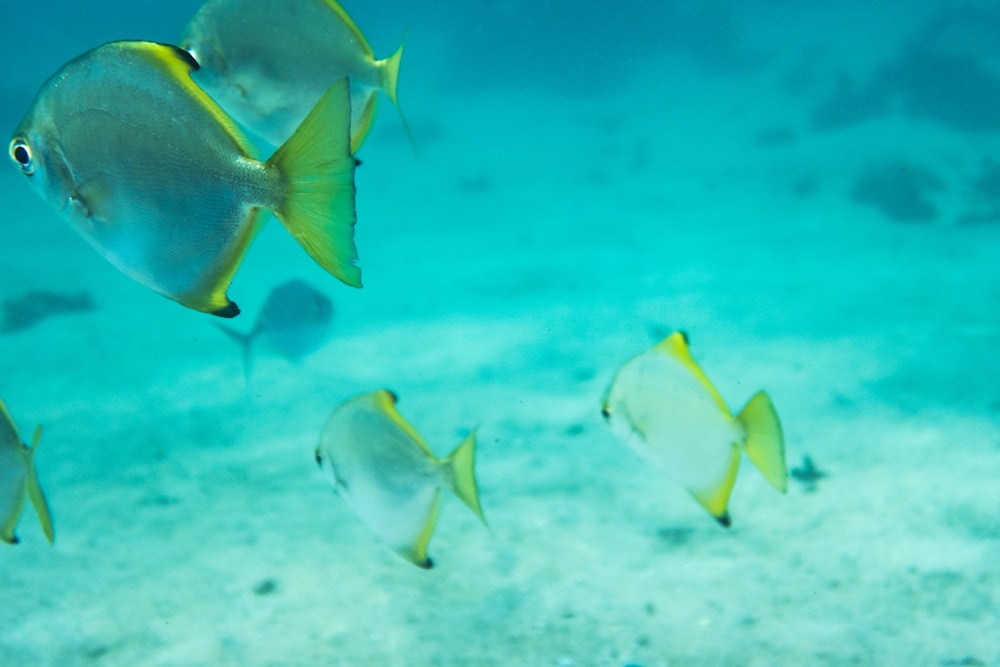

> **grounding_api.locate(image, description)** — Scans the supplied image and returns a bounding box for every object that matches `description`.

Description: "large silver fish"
[8,40,360,317]
[217,279,333,379]
[181,0,407,153]
[315,389,486,568]
[0,399,53,545]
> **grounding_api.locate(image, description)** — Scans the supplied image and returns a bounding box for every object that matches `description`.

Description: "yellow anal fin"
[268,78,360,288]
[444,429,487,528]
[1,488,26,544]
[688,445,741,527]
[349,93,378,154]
[25,426,54,544]
[738,390,787,493]
[402,491,442,569]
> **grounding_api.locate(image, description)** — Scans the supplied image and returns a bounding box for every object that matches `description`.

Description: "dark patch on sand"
[851,162,945,223]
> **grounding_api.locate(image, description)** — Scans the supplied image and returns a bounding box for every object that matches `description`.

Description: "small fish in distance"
[216,279,333,380]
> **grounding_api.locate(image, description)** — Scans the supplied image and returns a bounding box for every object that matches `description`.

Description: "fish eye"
[8,139,34,175]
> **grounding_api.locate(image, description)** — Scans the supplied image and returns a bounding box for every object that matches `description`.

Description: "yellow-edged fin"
[24,426,54,544]
[322,0,376,56]
[656,332,732,416]
[379,40,405,108]
[688,445,741,527]
[443,429,487,527]
[0,399,19,439]
[371,390,436,458]
[737,390,788,493]
[0,399,24,544]
[404,491,442,569]
[350,94,379,154]
[177,208,265,317]
[376,38,414,152]
[131,41,259,159]
[1,495,25,544]
[267,78,361,288]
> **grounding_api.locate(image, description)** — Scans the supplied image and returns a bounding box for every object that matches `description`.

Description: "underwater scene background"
[2,0,999,665]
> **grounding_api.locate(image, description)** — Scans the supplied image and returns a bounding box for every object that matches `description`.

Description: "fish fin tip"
[738,391,788,492]
[211,301,241,318]
[269,78,360,288]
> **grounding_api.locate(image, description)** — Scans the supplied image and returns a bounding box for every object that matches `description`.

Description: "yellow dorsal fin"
[127,41,258,159]
[322,0,375,56]
[737,391,788,493]
[0,399,19,441]
[371,390,436,458]
[655,332,731,416]
[688,445,741,527]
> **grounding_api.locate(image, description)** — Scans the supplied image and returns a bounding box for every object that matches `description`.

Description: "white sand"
[2,4,999,666]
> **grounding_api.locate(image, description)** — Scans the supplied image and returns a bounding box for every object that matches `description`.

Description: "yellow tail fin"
[737,391,787,493]
[25,425,55,544]
[268,78,361,287]
[443,429,487,528]
[378,35,414,151]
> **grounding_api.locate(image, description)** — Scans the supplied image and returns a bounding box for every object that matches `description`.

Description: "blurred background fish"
[7,41,360,317]
[181,0,408,153]
[0,399,53,545]
[315,389,486,569]
[216,279,333,381]
[601,332,787,526]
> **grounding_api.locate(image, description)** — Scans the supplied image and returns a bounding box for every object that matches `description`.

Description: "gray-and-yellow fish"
[181,0,407,153]
[8,40,360,318]
[315,390,486,568]
[0,400,54,545]
[217,279,333,380]
[601,331,787,526]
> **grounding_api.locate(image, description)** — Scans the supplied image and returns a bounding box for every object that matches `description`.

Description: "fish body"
[181,0,406,153]
[315,390,485,568]
[217,279,333,378]
[0,400,54,545]
[8,41,359,317]
[601,332,787,526]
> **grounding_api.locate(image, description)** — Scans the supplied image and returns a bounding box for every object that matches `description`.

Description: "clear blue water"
[2,1,999,665]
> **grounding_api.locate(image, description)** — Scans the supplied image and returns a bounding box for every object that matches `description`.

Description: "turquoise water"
[2,1,999,665]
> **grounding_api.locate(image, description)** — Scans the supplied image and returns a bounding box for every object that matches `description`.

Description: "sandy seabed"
[1,35,999,667]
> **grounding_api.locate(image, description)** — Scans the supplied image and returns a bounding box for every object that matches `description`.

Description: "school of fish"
[4,0,787,568]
